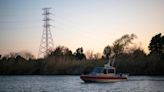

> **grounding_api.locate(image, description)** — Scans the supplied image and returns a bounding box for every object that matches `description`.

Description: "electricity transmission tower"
[38,8,54,58]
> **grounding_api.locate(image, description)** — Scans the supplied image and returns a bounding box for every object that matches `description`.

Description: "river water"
[0,76,164,92]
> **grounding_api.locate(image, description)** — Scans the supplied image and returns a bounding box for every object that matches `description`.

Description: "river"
[0,76,164,92]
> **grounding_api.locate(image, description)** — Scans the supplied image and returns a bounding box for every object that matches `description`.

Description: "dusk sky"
[0,0,164,57]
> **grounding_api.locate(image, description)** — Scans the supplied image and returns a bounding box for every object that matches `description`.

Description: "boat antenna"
[104,53,115,68]
[111,54,116,67]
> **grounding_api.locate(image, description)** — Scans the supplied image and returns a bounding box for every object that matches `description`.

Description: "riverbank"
[0,55,164,75]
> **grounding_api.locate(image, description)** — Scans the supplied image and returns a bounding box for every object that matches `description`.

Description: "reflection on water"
[0,76,164,92]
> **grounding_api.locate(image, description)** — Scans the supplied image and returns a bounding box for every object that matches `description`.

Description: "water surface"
[0,76,164,92]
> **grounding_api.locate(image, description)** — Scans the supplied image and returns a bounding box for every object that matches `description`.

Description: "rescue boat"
[80,55,128,83]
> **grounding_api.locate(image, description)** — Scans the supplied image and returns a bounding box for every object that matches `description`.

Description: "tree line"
[0,33,163,75]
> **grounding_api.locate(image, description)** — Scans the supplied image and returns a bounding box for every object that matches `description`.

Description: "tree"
[50,46,63,56]
[149,33,164,56]
[93,53,102,60]
[130,48,146,58]
[113,34,137,55]
[85,50,94,60]
[74,47,86,60]
[17,51,34,60]
[50,46,73,58]
[6,52,18,58]
[2,52,34,60]
[103,45,112,59]
[15,55,26,62]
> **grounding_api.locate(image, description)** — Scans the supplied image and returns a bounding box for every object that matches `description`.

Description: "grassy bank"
[0,54,164,75]
[0,56,107,75]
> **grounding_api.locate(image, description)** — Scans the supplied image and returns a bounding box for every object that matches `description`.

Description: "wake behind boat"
[80,54,128,83]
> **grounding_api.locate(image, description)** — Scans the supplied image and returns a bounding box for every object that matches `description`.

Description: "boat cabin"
[103,67,115,74]
[90,67,116,75]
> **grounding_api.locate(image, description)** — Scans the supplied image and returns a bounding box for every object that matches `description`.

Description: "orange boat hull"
[80,75,128,83]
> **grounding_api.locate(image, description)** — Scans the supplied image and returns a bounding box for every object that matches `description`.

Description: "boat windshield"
[91,67,104,74]
[107,69,115,73]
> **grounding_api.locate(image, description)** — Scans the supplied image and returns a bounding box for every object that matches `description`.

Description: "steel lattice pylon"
[38,8,54,58]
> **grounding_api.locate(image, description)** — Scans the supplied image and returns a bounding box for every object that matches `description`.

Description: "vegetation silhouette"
[0,33,163,75]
